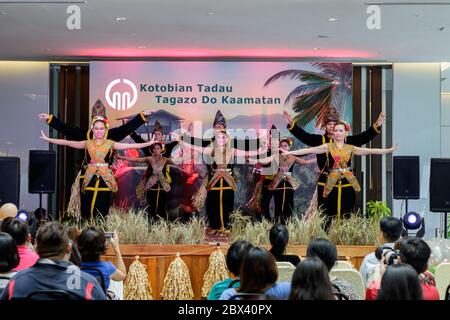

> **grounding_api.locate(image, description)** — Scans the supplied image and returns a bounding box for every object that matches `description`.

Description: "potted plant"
[366,201,391,221]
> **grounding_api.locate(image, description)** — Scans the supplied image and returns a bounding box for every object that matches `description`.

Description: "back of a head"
[36,222,69,259]
[0,232,20,273]
[398,236,431,274]
[77,226,106,263]
[269,224,289,258]
[226,240,253,276]
[377,264,423,300]
[239,247,278,293]
[380,217,403,243]
[289,257,334,300]
[0,218,29,246]
[306,238,337,272]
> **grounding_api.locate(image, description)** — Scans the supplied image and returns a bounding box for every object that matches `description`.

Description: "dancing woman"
[118,141,173,221]
[40,117,156,221]
[178,129,264,234]
[282,120,396,227]
[248,137,315,224]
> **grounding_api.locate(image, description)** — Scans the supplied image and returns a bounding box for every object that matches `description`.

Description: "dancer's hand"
[280,149,290,155]
[283,111,293,125]
[389,144,398,153]
[143,110,154,117]
[186,173,199,184]
[40,130,49,141]
[375,112,386,127]
[38,113,50,121]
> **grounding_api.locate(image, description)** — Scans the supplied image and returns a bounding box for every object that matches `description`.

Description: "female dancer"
[282,120,396,228]
[40,116,156,221]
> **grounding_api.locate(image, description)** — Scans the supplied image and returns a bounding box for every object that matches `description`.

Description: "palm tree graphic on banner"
[264,62,352,128]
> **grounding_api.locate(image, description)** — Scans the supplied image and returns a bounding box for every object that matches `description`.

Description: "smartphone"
[105,232,114,240]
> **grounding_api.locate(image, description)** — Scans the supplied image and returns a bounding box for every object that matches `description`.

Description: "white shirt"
[359,242,395,287]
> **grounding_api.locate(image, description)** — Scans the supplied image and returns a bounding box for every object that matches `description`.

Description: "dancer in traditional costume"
[283,108,385,216]
[282,120,396,228]
[248,137,315,223]
[40,117,156,221]
[118,141,174,221]
[38,99,153,216]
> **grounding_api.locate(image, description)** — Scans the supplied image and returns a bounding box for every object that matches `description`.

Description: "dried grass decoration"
[161,253,194,300]
[124,256,153,300]
[66,170,82,222]
[201,245,230,297]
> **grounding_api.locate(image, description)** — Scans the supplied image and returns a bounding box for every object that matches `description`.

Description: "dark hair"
[226,240,253,276]
[0,218,30,245]
[238,247,278,294]
[0,232,20,272]
[150,142,163,152]
[289,257,335,300]
[36,222,69,258]
[77,226,107,262]
[306,238,337,271]
[66,226,81,266]
[398,236,431,274]
[380,217,403,243]
[269,224,289,258]
[377,264,423,300]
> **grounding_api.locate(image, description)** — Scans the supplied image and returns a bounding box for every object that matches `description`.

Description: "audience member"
[307,238,360,299]
[0,222,106,300]
[289,257,335,300]
[0,232,19,291]
[377,263,423,300]
[207,240,253,300]
[269,224,301,266]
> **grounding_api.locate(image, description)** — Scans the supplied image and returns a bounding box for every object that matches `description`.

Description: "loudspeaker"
[28,150,56,194]
[393,156,420,199]
[430,158,450,212]
[0,157,20,207]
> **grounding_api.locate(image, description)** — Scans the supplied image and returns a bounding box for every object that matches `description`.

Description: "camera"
[375,246,399,266]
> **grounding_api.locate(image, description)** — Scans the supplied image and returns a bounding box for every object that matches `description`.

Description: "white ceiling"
[1,0,450,61]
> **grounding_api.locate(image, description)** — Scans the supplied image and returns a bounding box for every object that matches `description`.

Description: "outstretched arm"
[113,138,156,150]
[353,144,397,156]
[248,154,275,165]
[40,130,86,149]
[283,144,328,156]
[39,113,86,141]
[347,112,385,146]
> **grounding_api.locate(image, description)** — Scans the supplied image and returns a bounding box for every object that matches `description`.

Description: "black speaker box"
[430,158,450,212]
[0,157,20,207]
[29,150,56,194]
[393,156,420,199]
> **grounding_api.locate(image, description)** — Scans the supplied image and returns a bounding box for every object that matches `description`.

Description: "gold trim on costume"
[288,122,295,131]
[140,111,147,122]
[373,123,381,134]
[47,114,54,125]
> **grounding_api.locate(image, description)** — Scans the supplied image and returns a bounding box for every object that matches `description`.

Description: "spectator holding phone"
[78,227,126,292]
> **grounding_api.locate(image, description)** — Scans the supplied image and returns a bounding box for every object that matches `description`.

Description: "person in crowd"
[0,222,106,300]
[282,120,396,229]
[269,224,300,266]
[1,218,39,271]
[78,227,126,291]
[40,117,156,221]
[0,232,19,291]
[359,216,403,286]
[219,247,290,300]
[366,236,440,300]
[376,264,423,300]
[306,238,360,299]
[289,257,336,300]
[207,240,254,300]
[65,225,81,267]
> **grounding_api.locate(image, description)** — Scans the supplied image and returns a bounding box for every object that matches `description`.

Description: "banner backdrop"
[90,61,352,217]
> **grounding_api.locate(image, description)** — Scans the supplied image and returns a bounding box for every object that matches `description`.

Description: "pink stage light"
[69,47,373,59]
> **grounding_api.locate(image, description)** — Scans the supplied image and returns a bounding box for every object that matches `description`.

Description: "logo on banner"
[105,78,138,110]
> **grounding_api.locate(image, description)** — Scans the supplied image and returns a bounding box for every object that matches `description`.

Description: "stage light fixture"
[16,209,31,223]
[401,211,425,238]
